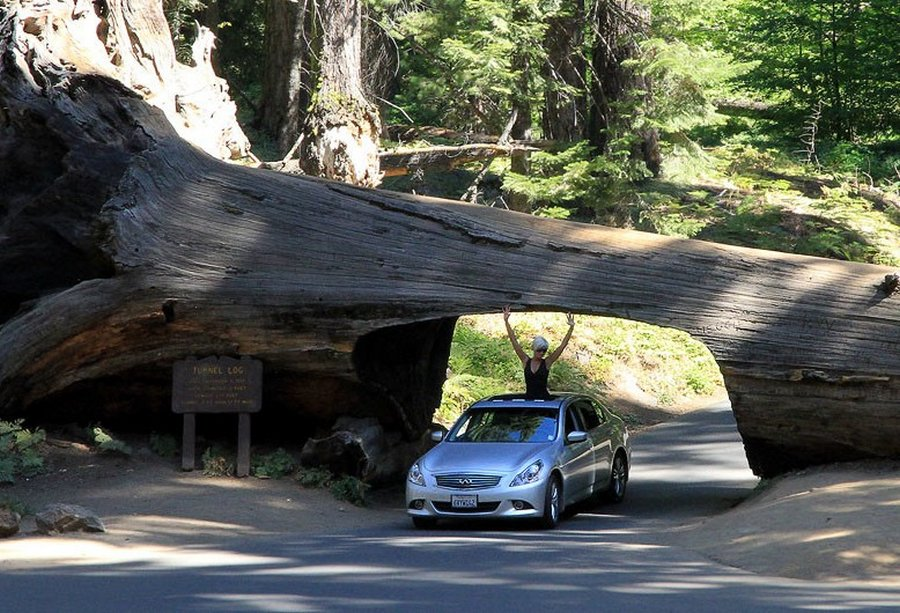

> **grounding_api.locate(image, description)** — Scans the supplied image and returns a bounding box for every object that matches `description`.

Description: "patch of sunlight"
[520,583,585,592]
[251,564,400,577]
[113,514,251,534]
[196,594,317,613]
[198,594,395,612]
[0,537,288,570]
[837,547,899,567]
[800,529,855,543]
[605,580,721,595]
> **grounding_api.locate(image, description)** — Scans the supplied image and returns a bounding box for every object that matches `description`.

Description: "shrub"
[294,467,369,507]
[0,420,46,483]
[201,446,235,476]
[330,475,369,507]
[295,466,333,488]
[251,448,296,479]
[89,426,132,456]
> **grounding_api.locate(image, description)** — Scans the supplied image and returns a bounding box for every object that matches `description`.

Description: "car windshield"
[448,408,558,443]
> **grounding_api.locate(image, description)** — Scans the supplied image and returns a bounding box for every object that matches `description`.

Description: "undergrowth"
[0,420,46,484]
[295,466,369,506]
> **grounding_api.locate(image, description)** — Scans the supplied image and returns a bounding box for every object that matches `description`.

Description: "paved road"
[2,402,899,612]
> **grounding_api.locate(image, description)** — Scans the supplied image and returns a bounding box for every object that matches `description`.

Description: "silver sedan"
[406,392,631,529]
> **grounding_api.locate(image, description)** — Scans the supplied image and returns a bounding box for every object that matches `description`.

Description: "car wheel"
[606,453,628,503]
[412,516,437,529]
[540,475,562,529]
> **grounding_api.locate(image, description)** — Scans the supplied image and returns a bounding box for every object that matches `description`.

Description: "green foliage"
[294,466,369,506]
[449,325,522,382]
[330,475,370,507]
[437,374,508,426]
[163,0,207,64]
[295,466,334,489]
[384,0,554,132]
[0,498,29,517]
[201,446,235,476]
[502,141,651,216]
[251,448,296,479]
[149,432,178,458]
[630,37,746,133]
[89,426,132,456]
[722,0,899,140]
[0,420,46,484]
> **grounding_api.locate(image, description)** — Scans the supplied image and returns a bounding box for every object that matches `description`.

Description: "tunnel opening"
[440,310,730,435]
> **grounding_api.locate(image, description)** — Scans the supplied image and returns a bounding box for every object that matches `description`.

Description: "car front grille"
[435,473,502,490]
[433,501,501,513]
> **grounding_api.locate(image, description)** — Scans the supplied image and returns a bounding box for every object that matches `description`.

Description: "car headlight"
[510,460,543,487]
[408,462,426,486]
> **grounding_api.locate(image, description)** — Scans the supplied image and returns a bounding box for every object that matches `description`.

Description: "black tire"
[539,475,562,529]
[606,453,628,503]
[412,516,437,529]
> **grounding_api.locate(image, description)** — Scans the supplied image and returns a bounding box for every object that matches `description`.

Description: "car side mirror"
[566,431,588,444]
[430,430,445,442]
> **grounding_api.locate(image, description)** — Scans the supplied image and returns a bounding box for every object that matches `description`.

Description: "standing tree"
[588,0,660,175]
[542,0,588,142]
[260,0,314,156]
[300,0,382,186]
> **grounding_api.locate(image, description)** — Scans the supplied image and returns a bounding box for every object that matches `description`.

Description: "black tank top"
[524,359,550,399]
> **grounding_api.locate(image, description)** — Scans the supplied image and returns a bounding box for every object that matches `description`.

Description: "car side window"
[578,404,600,431]
[590,400,609,423]
[574,401,601,431]
[565,407,584,435]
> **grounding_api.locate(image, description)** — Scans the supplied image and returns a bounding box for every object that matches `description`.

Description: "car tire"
[412,516,438,529]
[606,453,628,503]
[539,475,562,529]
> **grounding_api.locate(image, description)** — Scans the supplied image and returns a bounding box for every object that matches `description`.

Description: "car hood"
[421,442,552,474]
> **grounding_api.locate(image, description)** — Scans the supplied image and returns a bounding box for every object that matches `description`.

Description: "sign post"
[172,356,263,477]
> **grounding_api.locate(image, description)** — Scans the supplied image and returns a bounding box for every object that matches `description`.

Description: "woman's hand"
[566,312,575,327]
[503,305,512,322]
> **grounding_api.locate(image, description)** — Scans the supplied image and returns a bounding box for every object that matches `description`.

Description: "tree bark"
[588,0,660,175]
[2,0,899,480]
[300,0,382,186]
[260,0,313,156]
[542,0,587,142]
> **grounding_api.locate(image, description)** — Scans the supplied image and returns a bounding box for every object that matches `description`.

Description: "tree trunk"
[2,0,899,480]
[300,0,382,186]
[588,0,660,175]
[260,0,313,156]
[542,0,587,142]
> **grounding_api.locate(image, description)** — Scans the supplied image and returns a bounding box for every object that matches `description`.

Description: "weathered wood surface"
[1,0,898,478]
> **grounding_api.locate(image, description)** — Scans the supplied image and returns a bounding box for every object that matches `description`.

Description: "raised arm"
[546,313,575,367]
[503,306,529,364]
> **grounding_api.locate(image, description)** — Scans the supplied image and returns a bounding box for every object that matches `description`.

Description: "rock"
[35,503,106,534]
[0,508,20,538]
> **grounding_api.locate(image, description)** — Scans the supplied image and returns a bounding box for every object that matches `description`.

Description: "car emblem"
[458,478,472,486]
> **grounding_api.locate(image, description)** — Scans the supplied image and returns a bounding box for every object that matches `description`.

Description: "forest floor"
[0,386,898,586]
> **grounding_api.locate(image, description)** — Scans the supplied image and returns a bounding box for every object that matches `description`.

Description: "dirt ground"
[1,392,898,585]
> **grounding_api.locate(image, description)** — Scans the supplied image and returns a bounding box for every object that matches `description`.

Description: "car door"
[575,399,613,491]
[558,404,594,505]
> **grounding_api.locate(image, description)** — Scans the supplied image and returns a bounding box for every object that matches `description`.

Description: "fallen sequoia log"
[1,1,899,479]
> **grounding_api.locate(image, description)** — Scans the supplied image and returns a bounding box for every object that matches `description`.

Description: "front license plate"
[451,495,478,509]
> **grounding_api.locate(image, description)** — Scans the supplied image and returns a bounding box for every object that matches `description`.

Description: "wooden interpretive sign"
[172,356,262,476]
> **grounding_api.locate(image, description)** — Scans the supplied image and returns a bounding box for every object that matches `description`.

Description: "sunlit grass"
[438,313,724,427]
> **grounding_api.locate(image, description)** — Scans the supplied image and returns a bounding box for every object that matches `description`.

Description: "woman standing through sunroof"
[503,306,575,399]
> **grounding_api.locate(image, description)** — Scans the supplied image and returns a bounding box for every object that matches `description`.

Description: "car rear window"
[448,408,559,443]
